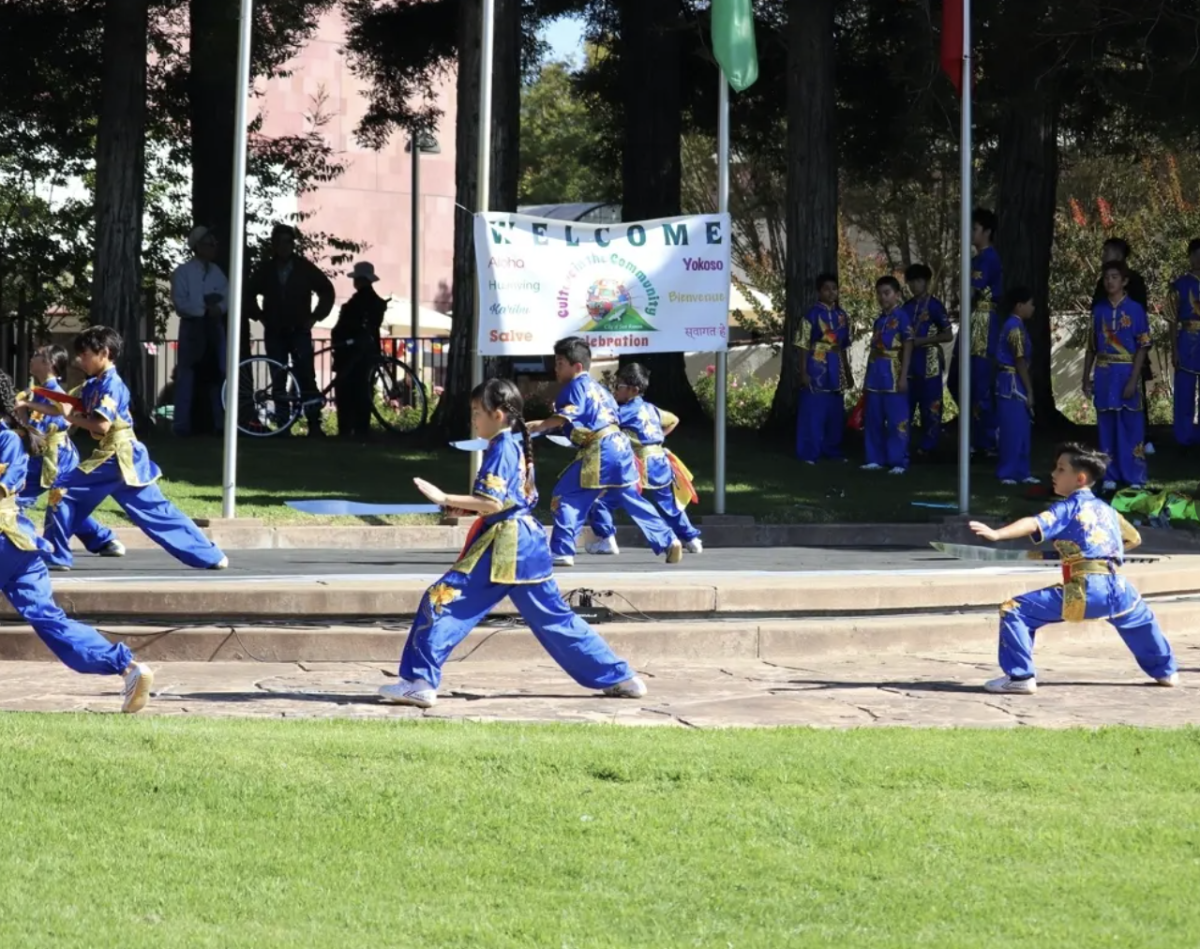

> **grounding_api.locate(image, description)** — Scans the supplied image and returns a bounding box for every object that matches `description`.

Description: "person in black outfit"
[1091,238,1155,453]
[332,262,388,439]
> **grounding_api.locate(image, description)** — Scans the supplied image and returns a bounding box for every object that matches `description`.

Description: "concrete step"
[38,557,1200,622]
[5,596,1198,664]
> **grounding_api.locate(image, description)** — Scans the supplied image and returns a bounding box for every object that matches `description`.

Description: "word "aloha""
[682,258,723,271]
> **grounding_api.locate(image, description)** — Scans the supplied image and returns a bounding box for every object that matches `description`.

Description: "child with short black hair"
[862,276,914,474]
[902,264,952,456]
[970,442,1177,694]
[994,287,1039,485]
[796,272,852,464]
[1167,237,1200,448]
[43,326,228,570]
[586,362,702,556]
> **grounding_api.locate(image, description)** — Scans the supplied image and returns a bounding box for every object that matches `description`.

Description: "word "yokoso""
[682,258,723,271]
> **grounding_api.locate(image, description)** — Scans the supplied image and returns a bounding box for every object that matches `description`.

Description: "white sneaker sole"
[121,666,154,714]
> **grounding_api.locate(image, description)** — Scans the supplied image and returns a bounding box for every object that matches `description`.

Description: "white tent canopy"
[384,297,453,336]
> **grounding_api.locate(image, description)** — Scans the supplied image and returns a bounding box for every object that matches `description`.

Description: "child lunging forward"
[970,442,1178,694]
[585,362,702,556]
[0,370,153,711]
[379,379,646,708]
[15,345,126,567]
[43,326,227,571]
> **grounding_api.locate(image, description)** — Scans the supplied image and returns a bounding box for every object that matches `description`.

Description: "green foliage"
[692,365,776,429]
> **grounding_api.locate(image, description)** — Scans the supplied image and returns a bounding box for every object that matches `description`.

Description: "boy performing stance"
[1083,261,1150,491]
[42,327,228,571]
[902,264,952,456]
[585,362,702,556]
[970,443,1178,695]
[862,276,914,475]
[379,379,647,708]
[796,273,852,464]
[528,337,681,566]
[0,370,153,712]
[15,345,126,565]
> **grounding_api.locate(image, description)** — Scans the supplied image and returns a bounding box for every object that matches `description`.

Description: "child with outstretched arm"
[378,379,646,708]
[969,442,1178,694]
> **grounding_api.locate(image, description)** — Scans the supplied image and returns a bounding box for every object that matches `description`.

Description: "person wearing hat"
[332,262,388,439]
[246,224,337,437]
[170,226,228,437]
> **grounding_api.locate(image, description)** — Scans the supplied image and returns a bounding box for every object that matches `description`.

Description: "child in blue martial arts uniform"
[970,442,1178,694]
[902,264,952,457]
[0,369,154,711]
[862,276,913,475]
[379,378,648,709]
[585,362,702,556]
[796,272,853,464]
[1167,237,1200,449]
[43,326,228,571]
[14,345,126,566]
[527,336,681,567]
[994,287,1040,486]
[1083,261,1150,491]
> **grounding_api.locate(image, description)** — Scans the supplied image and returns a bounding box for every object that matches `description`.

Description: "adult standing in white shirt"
[171,226,229,436]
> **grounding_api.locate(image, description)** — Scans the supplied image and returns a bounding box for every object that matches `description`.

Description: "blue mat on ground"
[285,500,442,516]
[911,501,958,510]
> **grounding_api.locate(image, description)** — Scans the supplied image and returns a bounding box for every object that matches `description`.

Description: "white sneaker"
[378,678,438,708]
[1000,479,1018,486]
[888,466,906,476]
[121,662,154,714]
[860,463,882,471]
[209,555,229,570]
[1102,480,1118,492]
[1156,672,1179,687]
[803,460,816,466]
[98,539,126,557]
[553,555,575,567]
[984,674,1037,695]
[665,540,684,564]
[585,535,619,556]
[604,676,648,699]
[1145,442,1157,456]
[683,537,703,554]
[1022,477,1041,485]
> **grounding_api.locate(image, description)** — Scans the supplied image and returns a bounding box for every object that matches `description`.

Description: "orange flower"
[1069,198,1087,228]
[1096,197,1114,229]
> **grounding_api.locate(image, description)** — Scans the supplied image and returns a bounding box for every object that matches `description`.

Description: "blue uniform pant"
[399,550,634,690]
[996,396,1031,482]
[796,390,844,462]
[1174,369,1199,447]
[45,480,223,569]
[969,356,997,452]
[550,461,675,557]
[999,578,1176,680]
[865,391,909,469]
[0,537,132,675]
[907,375,942,453]
[1097,408,1147,486]
[589,484,700,544]
[19,481,116,565]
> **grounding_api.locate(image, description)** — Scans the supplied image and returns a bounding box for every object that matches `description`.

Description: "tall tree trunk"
[188,0,239,274]
[612,0,700,418]
[994,92,1061,429]
[432,0,521,439]
[767,0,838,434]
[92,0,149,418]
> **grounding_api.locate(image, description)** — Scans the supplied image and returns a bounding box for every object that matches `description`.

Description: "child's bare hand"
[413,477,447,506]
[969,520,1000,542]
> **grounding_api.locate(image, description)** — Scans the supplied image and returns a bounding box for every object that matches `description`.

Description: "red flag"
[941,0,964,96]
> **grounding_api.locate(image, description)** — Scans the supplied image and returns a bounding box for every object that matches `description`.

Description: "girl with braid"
[379,378,646,708]
[0,369,154,712]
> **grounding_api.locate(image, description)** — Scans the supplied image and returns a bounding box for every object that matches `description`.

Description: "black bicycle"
[222,344,428,437]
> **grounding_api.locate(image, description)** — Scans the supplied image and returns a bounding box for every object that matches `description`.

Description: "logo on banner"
[556,272,660,334]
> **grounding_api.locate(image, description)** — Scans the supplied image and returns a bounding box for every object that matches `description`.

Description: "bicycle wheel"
[222,357,302,437]
[369,356,428,434]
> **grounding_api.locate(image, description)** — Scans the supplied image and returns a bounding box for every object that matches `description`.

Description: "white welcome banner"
[474,211,732,357]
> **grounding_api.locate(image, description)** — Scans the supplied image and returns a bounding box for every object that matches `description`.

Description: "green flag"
[712,0,759,93]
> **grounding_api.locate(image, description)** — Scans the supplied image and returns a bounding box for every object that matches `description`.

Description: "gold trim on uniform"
[451,514,552,585]
[0,494,37,552]
[78,424,158,487]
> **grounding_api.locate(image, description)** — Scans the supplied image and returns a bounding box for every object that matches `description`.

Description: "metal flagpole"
[411,132,422,382]
[220,0,255,519]
[957,0,972,515]
[469,0,495,484]
[714,72,730,514]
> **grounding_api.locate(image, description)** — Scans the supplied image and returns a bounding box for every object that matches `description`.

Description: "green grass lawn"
[32,424,1200,527]
[0,717,1197,948]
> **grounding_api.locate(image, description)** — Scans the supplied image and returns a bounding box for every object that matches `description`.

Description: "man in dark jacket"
[1091,238,1155,453]
[332,262,388,439]
[247,224,336,436]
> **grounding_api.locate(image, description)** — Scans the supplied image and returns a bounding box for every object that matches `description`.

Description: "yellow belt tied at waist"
[568,423,624,489]
[452,512,546,585]
[39,429,68,489]
[77,425,156,486]
[1096,353,1134,365]
[1180,321,1200,330]
[1060,558,1118,621]
[0,493,37,552]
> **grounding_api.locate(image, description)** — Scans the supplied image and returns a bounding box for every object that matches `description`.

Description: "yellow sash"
[78,425,156,486]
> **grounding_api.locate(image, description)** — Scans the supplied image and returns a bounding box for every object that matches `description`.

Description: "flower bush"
[693,368,777,430]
